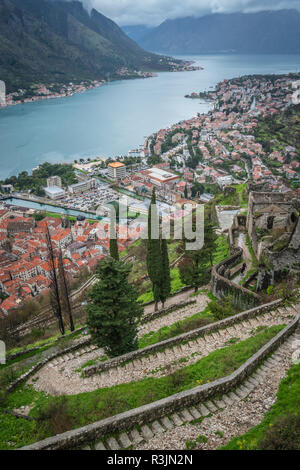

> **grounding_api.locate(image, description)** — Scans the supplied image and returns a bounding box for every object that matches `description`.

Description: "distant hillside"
[137,10,300,54]
[122,25,154,43]
[0,0,180,93]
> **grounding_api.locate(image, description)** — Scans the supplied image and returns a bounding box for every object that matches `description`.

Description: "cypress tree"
[178,210,217,292]
[109,213,119,261]
[146,188,162,311]
[86,258,143,357]
[160,239,171,309]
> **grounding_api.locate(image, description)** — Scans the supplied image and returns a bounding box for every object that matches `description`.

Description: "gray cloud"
[81,0,300,25]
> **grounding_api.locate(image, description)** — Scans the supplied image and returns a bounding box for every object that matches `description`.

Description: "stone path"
[143,288,196,315]
[28,305,296,396]
[81,329,300,450]
[139,292,209,336]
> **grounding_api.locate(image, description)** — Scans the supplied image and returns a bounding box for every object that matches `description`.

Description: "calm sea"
[0,54,300,180]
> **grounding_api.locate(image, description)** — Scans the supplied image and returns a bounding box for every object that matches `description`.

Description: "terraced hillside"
[1,288,298,450]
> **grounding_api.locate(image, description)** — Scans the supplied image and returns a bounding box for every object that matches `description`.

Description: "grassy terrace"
[138,303,214,348]
[212,183,248,208]
[0,325,285,449]
[222,360,300,450]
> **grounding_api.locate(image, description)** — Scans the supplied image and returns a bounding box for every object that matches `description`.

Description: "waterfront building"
[68,179,97,195]
[1,184,14,194]
[143,167,179,187]
[108,162,126,180]
[47,175,62,188]
[44,185,65,200]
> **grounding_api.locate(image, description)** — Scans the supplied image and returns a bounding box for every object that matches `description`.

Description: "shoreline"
[0,62,202,110]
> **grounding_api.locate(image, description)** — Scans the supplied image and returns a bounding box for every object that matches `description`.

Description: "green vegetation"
[209,295,240,321]
[86,259,143,357]
[160,239,171,308]
[109,216,119,261]
[222,361,300,450]
[178,211,218,291]
[213,235,230,264]
[138,304,214,348]
[0,0,182,94]
[213,184,248,207]
[1,162,76,196]
[146,189,171,310]
[146,189,163,310]
[0,325,284,449]
[254,104,300,160]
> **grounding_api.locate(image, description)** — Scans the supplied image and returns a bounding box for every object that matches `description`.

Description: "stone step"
[210,333,219,341]
[247,377,260,387]
[140,424,154,440]
[198,404,210,416]
[260,365,271,373]
[130,429,143,445]
[170,413,184,426]
[205,401,218,413]
[119,432,132,449]
[151,420,165,435]
[243,380,255,390]
[106,437,120,450]
[161,416,174,431]
[95,441,106,451]
[189,406,201,419]
[235,385,250,399]
[228,391,240,402]
[222,394,233,406]
[214,398,226,409]
[180,409,194,423]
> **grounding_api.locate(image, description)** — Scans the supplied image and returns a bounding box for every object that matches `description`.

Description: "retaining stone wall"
[83,299,283,377]
[211,248,260,308]
[6,337,91,393]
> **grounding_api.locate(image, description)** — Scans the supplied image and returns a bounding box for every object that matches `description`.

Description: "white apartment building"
[108,162,126,180]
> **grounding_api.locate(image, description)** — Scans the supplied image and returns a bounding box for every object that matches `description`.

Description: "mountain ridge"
[131,10,300,54]
[0,0,181,93]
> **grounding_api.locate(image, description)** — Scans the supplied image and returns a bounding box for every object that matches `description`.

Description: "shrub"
[258,413,300,450]
[30,328,45,341]
[209,295,239,321]
[36,397,73,435]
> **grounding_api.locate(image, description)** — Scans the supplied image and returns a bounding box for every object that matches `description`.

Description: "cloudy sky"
[81,0,300,26]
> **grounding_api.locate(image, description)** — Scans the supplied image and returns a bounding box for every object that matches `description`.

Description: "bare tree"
[58,249,75,332]
[46,225,65,336]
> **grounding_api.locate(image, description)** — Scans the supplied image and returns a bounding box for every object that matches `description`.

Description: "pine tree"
[86,258,143,357]
[160,239,171,308]
[146,188,162,311]
[109,213,119,261]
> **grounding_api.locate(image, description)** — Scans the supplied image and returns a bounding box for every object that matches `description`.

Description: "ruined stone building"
[246,191,300,276]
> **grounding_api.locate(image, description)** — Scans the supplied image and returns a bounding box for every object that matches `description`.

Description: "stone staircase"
[40,304,296,395]
[81,329,300,450]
